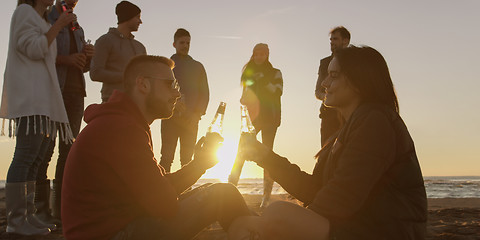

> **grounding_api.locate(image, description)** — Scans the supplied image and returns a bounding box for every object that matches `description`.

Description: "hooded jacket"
[258,103,427,239]
[89,28,146,102]
[62,91,208,240]
[170,54,209,118]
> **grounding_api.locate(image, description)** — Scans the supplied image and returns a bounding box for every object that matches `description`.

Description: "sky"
[0,0,479,180]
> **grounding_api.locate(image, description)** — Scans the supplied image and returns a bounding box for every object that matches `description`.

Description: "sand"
[0,189,478,239]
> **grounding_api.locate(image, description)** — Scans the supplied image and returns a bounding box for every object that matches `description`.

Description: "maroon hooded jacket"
[62,91,206,240]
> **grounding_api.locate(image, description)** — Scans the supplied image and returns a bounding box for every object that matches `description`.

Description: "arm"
[45,11,75,46]
[165,135,222,194]
[110,125,178,219]
[195,63,210,117]
[80,30,95,73]
[266,69,283,96]
[89,36,123,84]
[242,138,320,204]
[315,63,327,100]
[14,6,72,60]
[307,110,396,221]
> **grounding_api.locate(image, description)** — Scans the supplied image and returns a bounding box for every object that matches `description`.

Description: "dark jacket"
[259,103,427,239]
[62,91,209,240]
[170,54,209,118]
[241,62,283,130]
[47,7,88,96]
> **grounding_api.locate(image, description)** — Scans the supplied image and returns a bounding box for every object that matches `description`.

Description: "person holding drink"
[34,0,95,226]
[61,55,255,240]
[0,0,76,236]
[239,46,427,239]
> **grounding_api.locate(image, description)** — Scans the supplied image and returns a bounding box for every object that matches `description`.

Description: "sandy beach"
[0,189,478,239]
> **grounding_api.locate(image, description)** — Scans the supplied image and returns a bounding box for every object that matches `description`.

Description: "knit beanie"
[116,1,141,24]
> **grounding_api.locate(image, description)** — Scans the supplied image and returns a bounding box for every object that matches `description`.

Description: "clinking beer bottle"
[228,105,256,186]
[204,102,226,150]
[206,102,226,135]
[61,0,81,31]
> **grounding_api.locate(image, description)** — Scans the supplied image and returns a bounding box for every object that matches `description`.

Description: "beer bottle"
[228,105,256,186]
[61,0,81,31]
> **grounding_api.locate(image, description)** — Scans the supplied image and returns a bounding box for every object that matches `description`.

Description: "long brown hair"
[335,46,399,113]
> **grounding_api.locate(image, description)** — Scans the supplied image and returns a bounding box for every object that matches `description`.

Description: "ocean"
[1,176,478,198]
[193,176,480,199]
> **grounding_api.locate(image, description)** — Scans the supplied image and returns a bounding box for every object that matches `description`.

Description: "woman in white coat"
[0,0,75,236]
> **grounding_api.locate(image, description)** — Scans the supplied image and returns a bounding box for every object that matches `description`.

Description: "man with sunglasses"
[61,55,253,240]
[160,28,210,173]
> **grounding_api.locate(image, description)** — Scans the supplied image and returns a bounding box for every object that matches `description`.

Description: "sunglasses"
[143,76,179,91]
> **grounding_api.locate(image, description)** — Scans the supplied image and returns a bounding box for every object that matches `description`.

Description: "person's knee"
[262,201,292,217]
[262,201,330,240]
[208,183,239,195]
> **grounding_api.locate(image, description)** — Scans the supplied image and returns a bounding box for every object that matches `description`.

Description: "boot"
[260,171,274,209]
[5,182,51,236]
[35,180,61,226]
[52,179,62,220]
[26,181,57,231]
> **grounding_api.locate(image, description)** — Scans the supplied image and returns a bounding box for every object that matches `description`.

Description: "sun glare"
[204,137,239,182]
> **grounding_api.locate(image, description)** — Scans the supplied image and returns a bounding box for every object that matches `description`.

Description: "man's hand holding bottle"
[191,134,224,171]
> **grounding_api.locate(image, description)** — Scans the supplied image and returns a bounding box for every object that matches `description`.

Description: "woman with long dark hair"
[0,0,74,236]
[240,46,427,239]
[239,43,283,208]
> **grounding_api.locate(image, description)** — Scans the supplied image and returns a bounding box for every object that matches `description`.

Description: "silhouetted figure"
[62,55,253,240]
[90,1,146,103]
[160,28,209,173]
[241,46,427,240]
[35,0,95,226]
[0,0,76,236]
[316,26,350,146]
[239,43,283,208]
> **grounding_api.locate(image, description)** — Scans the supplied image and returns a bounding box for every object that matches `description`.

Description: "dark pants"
[110,183,251,240]
[7,116,52,183]
[160,118,198,173]
[36,94,84,183]
[319,105,341,147]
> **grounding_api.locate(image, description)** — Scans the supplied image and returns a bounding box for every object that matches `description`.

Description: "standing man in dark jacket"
[35,0,95,225]
[90,1,146,103]
[315,26,350,146]
[160,28,210,172]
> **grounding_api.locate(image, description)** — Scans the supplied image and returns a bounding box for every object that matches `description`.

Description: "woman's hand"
[238,134,272,166]
[56,10,76,29]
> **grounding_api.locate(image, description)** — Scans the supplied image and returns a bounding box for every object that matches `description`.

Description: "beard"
[146,91,174,120]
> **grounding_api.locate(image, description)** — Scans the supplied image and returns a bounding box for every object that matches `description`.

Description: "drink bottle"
[206,102,226,135]
[61,0,81,31]
[228,105,256,186]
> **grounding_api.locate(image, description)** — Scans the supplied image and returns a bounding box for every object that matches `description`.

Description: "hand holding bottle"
[240,137,272,167]
[59,53,86,70]
[82,40,95,58]
[192,134,223,171]
[55,10,76,29]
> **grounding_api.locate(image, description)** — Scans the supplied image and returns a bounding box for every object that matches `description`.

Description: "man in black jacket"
[315,26,350,146]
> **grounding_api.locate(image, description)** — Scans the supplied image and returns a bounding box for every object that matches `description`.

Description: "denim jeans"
[159,118,199,173]
[37,93,84,183]
[6,116,52,183]
[110,183,251,240]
